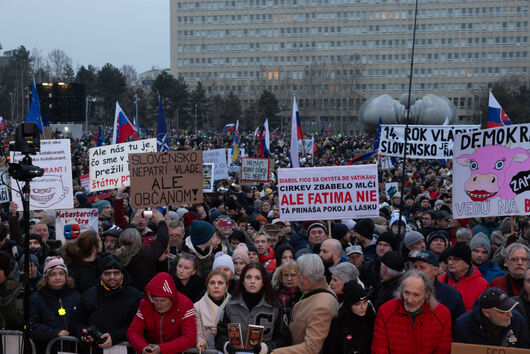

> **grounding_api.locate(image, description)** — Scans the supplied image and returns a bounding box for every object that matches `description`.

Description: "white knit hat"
[213,252,235,274]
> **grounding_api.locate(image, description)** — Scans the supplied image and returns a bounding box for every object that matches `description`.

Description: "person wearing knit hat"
[43,256,68,276]
[374,251,404,309]
[341,219,356,231]
[437,242,489,311]
[331,223,350,249]
[19,253,42,291]
[232,243,249,278]
[189,220,215,247]
[376,231,397,254]
[182,220,217,282]
[352,219,376,262]
[426,231,450,259]
[209,208,223,223]
[389,213,408,236]
[404,231,426,251]
[101,225,122,253]
[213,252,235,276]
[94,199,112,218]
[247,243,260,263]
[307,222,328,247]
[469,233,505,283]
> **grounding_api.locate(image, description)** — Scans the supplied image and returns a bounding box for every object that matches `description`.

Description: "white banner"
[241,158,269,183]
[203,163,215,193]
[278,165,379,221]
[203,149,229,180]
[11,139,73,210]
[453,124,530,219]
[88,139,156,192]
[55,208,98,242]
[379,125,480,159]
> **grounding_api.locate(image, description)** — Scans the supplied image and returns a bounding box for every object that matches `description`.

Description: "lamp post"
[194,104,198,132]
[134,94,139,129]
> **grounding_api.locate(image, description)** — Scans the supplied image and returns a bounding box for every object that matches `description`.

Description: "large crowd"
[1,124,530,353]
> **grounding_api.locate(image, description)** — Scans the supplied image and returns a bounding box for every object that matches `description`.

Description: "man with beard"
[319,238,342,282]
[454,288,528,348]
[72,256,143,351]
[491,243,530,296]
[469,233,505,283]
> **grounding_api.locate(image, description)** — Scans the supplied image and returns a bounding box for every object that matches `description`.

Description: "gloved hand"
[224,342,237,354]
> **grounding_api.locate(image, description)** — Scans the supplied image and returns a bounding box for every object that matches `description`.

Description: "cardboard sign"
[55,208,98,243]
[203,149,229,180]
[203,163,215,193]
[278,165,379,221]
[453,124,530,218]
[385,182,399,199]
[88,139,156,192]
[129,151,203,208]
[11,139,73,210]
[379,125,480,159]
[451,342,530,354]
[241,158,270,183]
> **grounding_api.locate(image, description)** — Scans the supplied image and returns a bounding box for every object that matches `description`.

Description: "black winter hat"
[381,251,405,272]
[376,231,397,250]
[101,255,125,273]
[342,280,368,308]
[353,219,375,240]
[332,223,349,241]
[447,242,472,265]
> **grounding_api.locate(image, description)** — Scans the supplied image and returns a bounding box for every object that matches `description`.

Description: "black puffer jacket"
[68,256,105,294]
[29,285,81,341]
[71,282,143,344]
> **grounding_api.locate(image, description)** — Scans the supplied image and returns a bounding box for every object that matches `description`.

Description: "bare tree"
[121,65,138,87]
[47,49,72,81]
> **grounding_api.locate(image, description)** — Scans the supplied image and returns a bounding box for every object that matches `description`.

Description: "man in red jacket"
[372,270,452,353]
[127,272,196,354]
[491,242,530,296]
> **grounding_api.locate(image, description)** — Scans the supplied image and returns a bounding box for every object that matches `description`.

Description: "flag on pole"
[222,123,235,132]
[156,95,170,152]
[271,128,279,137]
[347,150,377,165]
[253,126,260,137]
[488,91,512,128]
[232,120,239,163]
[373,118,382,151]
[96,126,103,147]
[290,96,302,168]
[258,119,270,158]
[112,102,138,144]
[311,135,317,155]
[25,79,44,134]
[326,123,332,137]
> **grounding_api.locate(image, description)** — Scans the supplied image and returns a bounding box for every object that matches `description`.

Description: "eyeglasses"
[507,257,530,263]
[282,273,298,279]
[447,256,463,263]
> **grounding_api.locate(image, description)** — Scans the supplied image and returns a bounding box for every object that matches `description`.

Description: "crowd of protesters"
[0,123,530,353]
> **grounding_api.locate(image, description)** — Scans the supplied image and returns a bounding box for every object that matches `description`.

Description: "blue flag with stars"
[156,95,170,152]
[373,118,382,150]
[25,79,44,134]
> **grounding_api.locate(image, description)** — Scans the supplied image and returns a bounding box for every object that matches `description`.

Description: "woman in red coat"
[372,270,452,354]
[127,272,196,354]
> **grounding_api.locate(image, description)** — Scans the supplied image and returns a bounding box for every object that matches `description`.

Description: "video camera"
[8,123,45,182]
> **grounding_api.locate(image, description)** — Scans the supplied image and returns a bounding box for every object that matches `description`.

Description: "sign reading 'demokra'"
[380,125,480,159]
[11,139,73,210]
[241,158,269,183]
[55,209,98,242]
[89,139,156,192]
[453,123,530,219]
[129,151,203,208]
[278,165,379,221]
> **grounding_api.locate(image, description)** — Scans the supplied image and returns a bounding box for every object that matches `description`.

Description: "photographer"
[72,256,142,351]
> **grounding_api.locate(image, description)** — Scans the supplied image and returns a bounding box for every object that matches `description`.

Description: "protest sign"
[55,209,98,242]
[385,182,399,199]
[453,123,530,219]
[0,168,10,204]
[129,151,203,208]
[241,158,270,183]
[203,163,215,193]
[203,149,229,180]
[227,147,245,165]
[278,165,379,221]
[80,174,89,192]
[89,139,156,192]
[11,139,73,210]
[379,125,479,159]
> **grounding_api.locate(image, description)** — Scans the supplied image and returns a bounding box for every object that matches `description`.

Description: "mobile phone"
[143,210,153,218]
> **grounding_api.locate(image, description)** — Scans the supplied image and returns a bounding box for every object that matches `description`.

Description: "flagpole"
[397,0,419,236]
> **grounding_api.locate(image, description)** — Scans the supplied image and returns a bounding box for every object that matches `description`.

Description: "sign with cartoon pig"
[453,124,530,218]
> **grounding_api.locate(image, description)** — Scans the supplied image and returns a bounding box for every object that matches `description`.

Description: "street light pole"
[194,104,198,132]
[134,94,139,129]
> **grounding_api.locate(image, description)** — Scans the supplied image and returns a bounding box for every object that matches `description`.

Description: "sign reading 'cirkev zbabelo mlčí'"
[278,164,379,221]
[129,151,204,208]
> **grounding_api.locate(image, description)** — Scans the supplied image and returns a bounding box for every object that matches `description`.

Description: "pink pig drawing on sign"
[456,145,530,202]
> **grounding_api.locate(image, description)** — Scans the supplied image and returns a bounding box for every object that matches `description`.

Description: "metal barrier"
[0,330,36,354]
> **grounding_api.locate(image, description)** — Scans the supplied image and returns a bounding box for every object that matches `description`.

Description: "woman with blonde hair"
[272,261,300,320]
[195,269,231,352]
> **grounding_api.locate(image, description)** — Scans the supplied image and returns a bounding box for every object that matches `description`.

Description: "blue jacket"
[477,260,506,283]
[454,301,529,348]
[434,279,466,324]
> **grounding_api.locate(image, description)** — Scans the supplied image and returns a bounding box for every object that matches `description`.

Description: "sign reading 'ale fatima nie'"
[128,151,203,208]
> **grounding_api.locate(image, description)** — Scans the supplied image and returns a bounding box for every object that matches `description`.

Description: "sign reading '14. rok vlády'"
[453,123,530,219]
[278,165,379,221]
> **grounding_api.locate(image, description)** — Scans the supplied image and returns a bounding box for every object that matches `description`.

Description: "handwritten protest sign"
[89,139,156,192]
[380,125,479,159]
[79,174,89,192]
[203,149,229,180]
[453,124,530,218]
[129,151,203,208]
[11,139,73,210]
[278,165,379,221]
[0,168,10,204]
[203,163,214,193]
[241,158,270,183]
[55,209,98,242]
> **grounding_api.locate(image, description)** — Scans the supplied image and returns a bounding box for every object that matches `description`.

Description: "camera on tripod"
[8,123,45,182]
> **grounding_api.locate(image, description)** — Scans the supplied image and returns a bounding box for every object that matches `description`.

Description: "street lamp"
[194,104,198,132]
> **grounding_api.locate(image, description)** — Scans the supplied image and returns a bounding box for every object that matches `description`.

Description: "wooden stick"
[327,220,332,239]
[511,216,515,236]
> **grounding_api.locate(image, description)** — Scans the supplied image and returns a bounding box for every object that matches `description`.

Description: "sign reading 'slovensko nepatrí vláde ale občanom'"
[453,123,530,219]
[278,165,379,221]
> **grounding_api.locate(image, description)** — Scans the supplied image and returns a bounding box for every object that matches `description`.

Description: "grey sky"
[0,0,169,74]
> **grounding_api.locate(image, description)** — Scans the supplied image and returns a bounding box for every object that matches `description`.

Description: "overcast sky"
[0,0,169,74]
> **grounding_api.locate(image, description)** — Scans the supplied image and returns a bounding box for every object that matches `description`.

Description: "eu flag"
[156,95,170,152]
[25,79,43,134]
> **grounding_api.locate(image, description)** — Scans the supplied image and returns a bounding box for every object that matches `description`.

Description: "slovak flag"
[488,91,512,128]
[290,95,303,168]
[0,116,6,131]
[271,128,279,137]
[253,126,260,137]
[232,120,239,163]
[112,102,138,144]
[222,123,235,132]
[258,119,270,158]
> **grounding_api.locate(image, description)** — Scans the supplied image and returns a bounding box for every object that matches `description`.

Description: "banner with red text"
[278,165,379,221]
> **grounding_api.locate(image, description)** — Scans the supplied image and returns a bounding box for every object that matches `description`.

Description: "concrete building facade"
[170,0,529,134]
